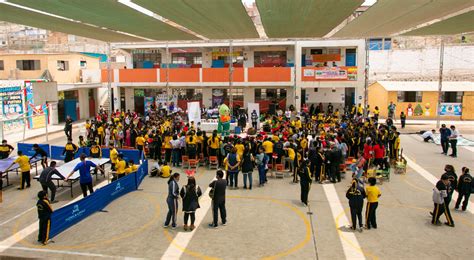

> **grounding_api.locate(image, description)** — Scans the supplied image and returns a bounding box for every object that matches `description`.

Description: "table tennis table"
[0,156,41,188]
[33,158,110,197]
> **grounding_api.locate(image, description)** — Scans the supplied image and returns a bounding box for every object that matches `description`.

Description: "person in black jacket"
[64,115,73,140]
[209,170,227,228]
[439,124,451,155]
[346,178,366,232]
[0,139,14,159]
[38,161,64,203]
[298,159,312,206]
[180,177,202,231]
[62,139,78,163]
[164,173,180,229]
[31,144,48,169]
[36,190,53,245]
[328,142,343,183]
[455,167,472,211]
[431,174,451,226]
[241,148,254,190]
[443,165,456,227]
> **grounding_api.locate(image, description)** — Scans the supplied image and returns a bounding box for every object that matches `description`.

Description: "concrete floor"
[1,127,473,259]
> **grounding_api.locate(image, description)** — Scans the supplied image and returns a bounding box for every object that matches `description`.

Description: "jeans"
[243,172,253,188]
[441,139,449,154]
[165,197,178,227]
[228,171,239,188]
[172,149,180,166]
[449,140,457,156]
[258,166,266,185]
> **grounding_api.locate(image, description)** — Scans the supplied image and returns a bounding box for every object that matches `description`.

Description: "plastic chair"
[181,155,189,168]
[188,159,199,169]
[208,156,218,169]
[275,164,285,178]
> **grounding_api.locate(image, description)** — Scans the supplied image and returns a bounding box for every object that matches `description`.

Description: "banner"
[17,143,50,157]
[144,97,154,113]
[155,94,177,106]
[187,101,201,124]
[247,103,260,129]
[439,103,462,116]
[0,84,23,118]
[315,69,347,80]
[49,161,148,238]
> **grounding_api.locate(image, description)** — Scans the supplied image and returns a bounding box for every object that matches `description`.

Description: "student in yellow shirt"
[365,177,381,229]
[4,151,31,190]
[125,160,139,174]
[234,140,245,160]
[97,124,105,146]
[207,131,220,157]
[109,144,118,171]
[160,162,172,178]
[115,154,127,180]
[136,134,146,158]
[164,132,173,163]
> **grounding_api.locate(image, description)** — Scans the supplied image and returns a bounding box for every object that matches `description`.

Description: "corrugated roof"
[375,81,474,92]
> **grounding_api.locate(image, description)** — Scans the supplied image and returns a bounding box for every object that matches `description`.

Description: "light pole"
[436,38,445,129]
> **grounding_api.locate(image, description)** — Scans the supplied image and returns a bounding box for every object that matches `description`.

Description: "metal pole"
[364,38,370,118]
[229,40,234,116]
[436,38,445,129]
[294,40,298,110]
[166,43,170,109]
[45,106,49,142]
[107,43,113,115]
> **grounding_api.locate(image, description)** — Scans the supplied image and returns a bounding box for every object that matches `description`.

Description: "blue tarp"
[49,160,148,238]
[17,143,50,157]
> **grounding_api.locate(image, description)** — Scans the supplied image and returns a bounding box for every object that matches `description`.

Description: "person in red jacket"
[373,140,386,169]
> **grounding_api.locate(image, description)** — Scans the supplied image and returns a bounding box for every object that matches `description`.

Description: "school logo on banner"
[66,205,86,222]
[112,181,125,196]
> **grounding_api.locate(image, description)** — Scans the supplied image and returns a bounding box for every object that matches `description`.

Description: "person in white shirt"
[421,129,436,142]
[448,125,459,157]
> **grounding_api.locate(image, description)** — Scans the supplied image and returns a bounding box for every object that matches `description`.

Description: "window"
[0,60,4,70]
[57,60,69,71]
[80,60,87,68]
[171,53,202,65]
[369,38,391,50]
[255,88,287,101]
[16,60,40,70]
[132,49,161,68]
[442,92,463,103]
[254,51,287,67]
[397,91,422,102]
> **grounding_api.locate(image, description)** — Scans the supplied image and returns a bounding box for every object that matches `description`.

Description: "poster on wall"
[144,97,154,114]
[24,80,47,129]
[155,94,177,106]
[0,82,23,118]
[187,102,201,124]
[212,89,224,107]
[439,103,462,116]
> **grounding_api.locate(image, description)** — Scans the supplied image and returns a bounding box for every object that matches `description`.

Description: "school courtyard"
[0,123,473,260]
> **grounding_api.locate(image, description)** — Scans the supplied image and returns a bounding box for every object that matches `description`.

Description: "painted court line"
[404,155,473,214]
[0,245,119,258]
[461,146,474,153]
[322,184,366,260]
[160,187,213,260]
[0,180,109,253]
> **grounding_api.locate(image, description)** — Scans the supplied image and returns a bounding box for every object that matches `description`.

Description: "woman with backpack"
[180,177,202,231]
[241,148,255,190]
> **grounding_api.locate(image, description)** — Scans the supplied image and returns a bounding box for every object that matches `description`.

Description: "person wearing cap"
[65,154,104,198]
[36,190,53,245]
[62,138,78,163]
[31,144,48,169]
[431,174,452,226]
[0,139,14,159]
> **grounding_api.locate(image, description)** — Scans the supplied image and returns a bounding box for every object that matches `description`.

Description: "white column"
[294,42,302,111]
[202,87,213,108]
[125,87,135,111]
[202,50,212,68]
[243,87,254,108]
[113,84,120,111]
[77,88,90,119]
[243,50,254,68]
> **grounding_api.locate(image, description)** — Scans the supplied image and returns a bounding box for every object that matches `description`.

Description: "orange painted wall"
[160,68,200,82]
[101,69,114,83]
[119,69,157,82]
[248,67,291,82]
[202,68,244,82]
